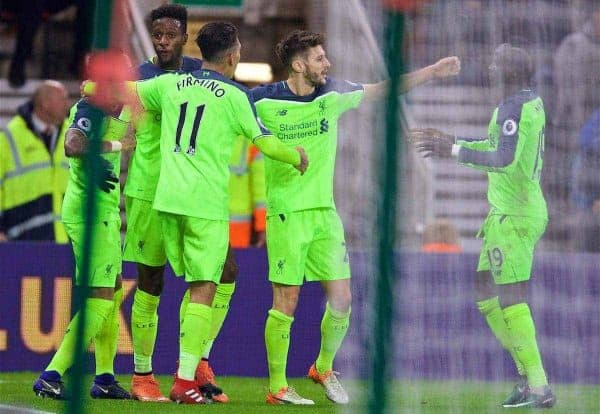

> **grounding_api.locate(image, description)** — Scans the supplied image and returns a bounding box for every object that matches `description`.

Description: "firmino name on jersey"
[176,76,226,97]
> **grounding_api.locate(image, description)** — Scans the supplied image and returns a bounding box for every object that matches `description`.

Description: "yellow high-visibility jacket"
[0,108,69,242]
[228,135,266,248]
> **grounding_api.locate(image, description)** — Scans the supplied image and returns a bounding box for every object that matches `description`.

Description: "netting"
[3,1,600,413]
[321,0,600,412]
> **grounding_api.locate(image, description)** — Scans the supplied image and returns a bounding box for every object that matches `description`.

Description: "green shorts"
[160,212,228,284]
[123,196,167,266]
[266,208,350,286]
[64,219,122,288]
[476,214,547,285]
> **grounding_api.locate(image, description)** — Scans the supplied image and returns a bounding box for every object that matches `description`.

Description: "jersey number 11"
[174,101,205,155]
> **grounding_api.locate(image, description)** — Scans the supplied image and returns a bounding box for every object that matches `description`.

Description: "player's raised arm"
[363,56,461,101]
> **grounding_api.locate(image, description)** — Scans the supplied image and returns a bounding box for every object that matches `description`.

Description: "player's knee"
[474,271,495,302]
[220,260,239,283]
[137,266,165,295]
[329,291,352,313]
[91,286,115,300]
[498,281,528,308]
[273,285,300,315]
[114,274,123,291]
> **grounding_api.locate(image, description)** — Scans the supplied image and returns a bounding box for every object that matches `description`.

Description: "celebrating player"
[117,21,308,404]
[408,43,555,408]
[123,4,232,403]
[250,30,460,405]
[124,4,243,403]
[32,98,134,400]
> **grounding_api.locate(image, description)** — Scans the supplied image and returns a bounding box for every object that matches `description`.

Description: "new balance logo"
[277,109,288,116]
[319,119,329,133]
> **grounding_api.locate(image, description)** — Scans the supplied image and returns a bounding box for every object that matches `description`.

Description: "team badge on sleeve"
[77,117,92,132]
[502,119,517,136]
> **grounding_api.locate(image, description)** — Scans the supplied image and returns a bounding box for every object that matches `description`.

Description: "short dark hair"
[275,30,325,69]
[195,22,239,62]
[150,4,188,34]
[494,43,533,85]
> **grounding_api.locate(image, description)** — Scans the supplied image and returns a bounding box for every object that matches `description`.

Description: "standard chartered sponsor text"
[277,120,320,140]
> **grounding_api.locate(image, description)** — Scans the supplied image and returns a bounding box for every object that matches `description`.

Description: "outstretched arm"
[363,56,461,102]
[253,135,308,175]
[407,127,520,174]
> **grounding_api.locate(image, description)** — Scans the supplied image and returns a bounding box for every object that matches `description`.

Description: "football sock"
[503,303,548,387]
[202,282,236,359]
[94,288,123,375]
[131,288,160,374]
[178,302,212,381]
[265,309,294,393]
[477,296,525,376]
[179,289,190,325]
[46,297,113,375]
[315,302,350,373]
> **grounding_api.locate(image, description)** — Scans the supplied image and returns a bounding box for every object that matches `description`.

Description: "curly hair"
[275,30,325,69]
[150,4,187,34]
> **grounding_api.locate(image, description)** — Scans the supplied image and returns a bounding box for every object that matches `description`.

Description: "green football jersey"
[136,69,270,220]
[61,99,122,223]
[457,90,547,219]
[124,56,202,201]
[252,78,364,215]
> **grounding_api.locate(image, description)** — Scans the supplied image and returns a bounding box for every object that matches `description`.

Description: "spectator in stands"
[421,218,462,253]
[570,107,600,252]
[229,136,266,248]
[4,0,86,87]
[0,80,70,242]
[553,3,600,146]
[542,3,600,246]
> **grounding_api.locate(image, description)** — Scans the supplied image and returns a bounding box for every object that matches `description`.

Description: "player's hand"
[433,56,461,78]
[295,146,308,175]
[406,128,454,145]
[0,232,7,242]
[96,157,119,193]
[413,135,453,158]
[80,80,92,97]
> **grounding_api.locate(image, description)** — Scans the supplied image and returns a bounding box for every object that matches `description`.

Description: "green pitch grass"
[1,373,599,413]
